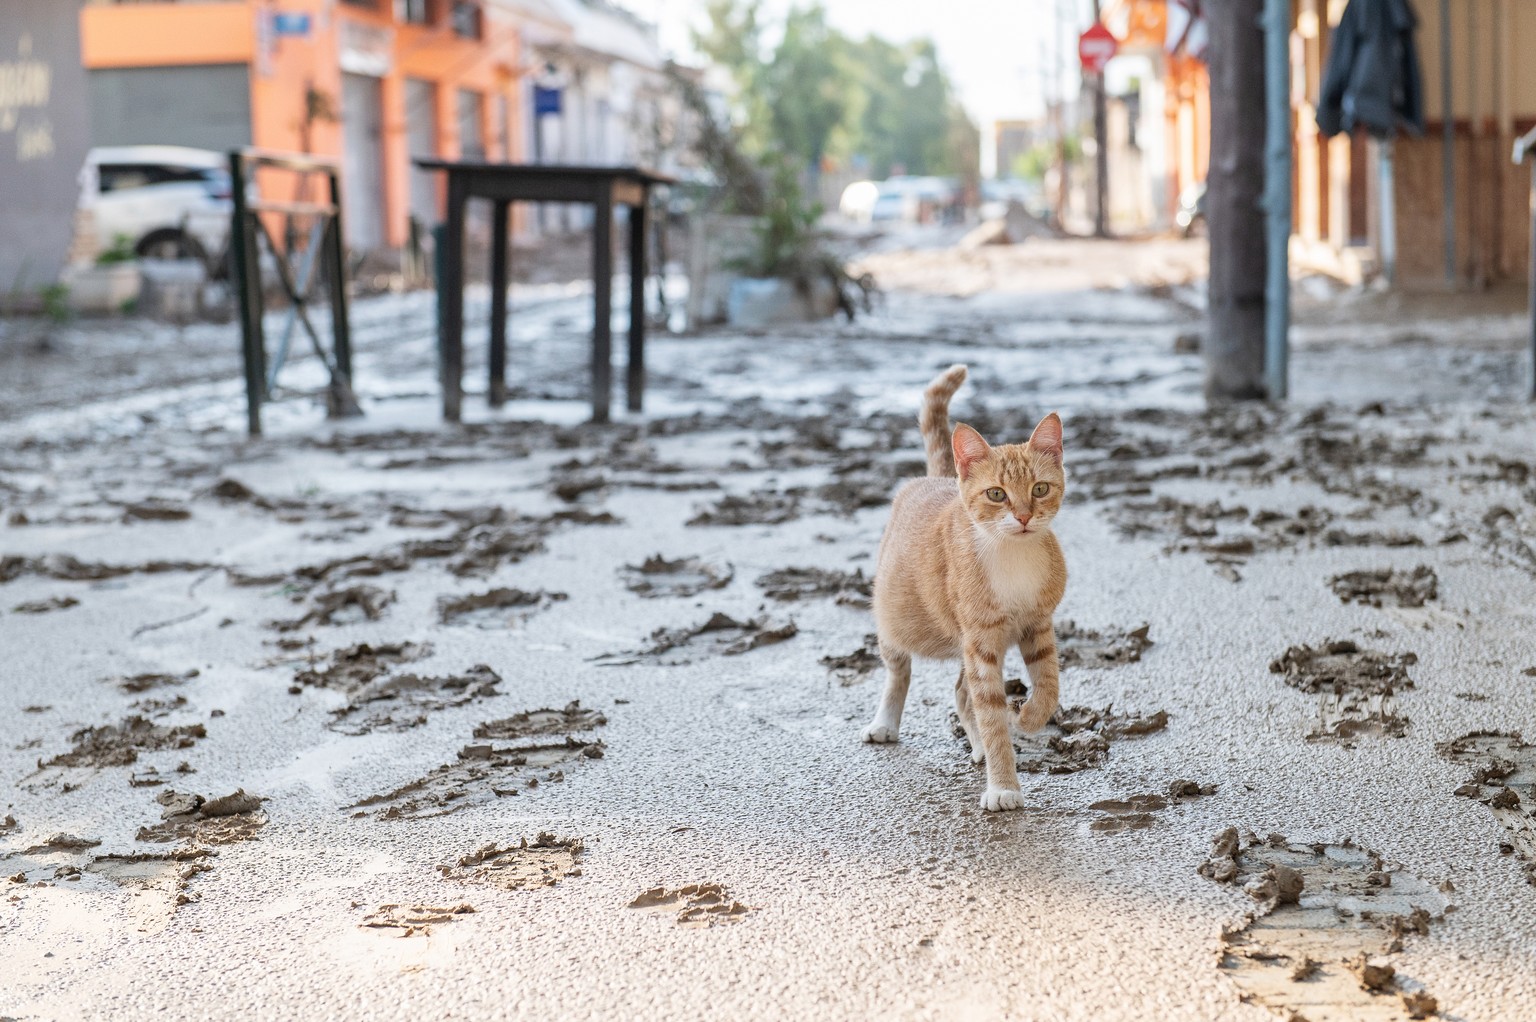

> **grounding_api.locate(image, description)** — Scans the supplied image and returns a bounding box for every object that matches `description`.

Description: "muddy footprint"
[1437,731,1536,886]
[1270,640,1417,746]
[620,555,733,598]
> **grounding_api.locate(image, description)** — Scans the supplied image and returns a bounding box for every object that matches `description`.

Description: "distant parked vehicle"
[78,146,237,275]
[1176,181,1207,238]
[838,180,880,222]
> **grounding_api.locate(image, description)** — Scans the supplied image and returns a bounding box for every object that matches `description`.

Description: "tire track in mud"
[1438,731,1536,886]
[1200,828,1447,1021]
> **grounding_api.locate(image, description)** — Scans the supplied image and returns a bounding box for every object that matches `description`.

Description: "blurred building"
[75,0,667,251]
[1290,0,1536,289]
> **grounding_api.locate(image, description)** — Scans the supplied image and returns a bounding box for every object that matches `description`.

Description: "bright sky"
[624,0,1093,128]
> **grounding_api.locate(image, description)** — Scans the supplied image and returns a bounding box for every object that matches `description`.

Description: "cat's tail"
[919,364,968,477]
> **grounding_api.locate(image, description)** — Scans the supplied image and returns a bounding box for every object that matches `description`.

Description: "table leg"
[627,196,647,413]
[489,198,510,408]
[592,193,613,423]
[440,176,467,423]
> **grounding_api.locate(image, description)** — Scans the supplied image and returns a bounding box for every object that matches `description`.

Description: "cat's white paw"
[862,723,899,744]
[969,743,985,765]
[979,787,1026,812]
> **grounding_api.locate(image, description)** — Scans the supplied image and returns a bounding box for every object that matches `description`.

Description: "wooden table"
[415,161,674,422]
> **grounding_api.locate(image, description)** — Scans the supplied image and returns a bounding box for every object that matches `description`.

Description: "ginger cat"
[864,364,1067,812]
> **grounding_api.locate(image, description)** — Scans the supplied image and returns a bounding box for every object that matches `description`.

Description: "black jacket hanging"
[1316,0,1426,138]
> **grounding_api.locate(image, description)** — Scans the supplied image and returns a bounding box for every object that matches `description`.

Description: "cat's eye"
[1031,482,1050,498]
[984,487,1007,502]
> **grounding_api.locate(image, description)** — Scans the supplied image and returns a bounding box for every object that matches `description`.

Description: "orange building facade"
[80,0,527,250]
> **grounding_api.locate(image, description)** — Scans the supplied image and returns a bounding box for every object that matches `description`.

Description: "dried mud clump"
[292,641,432,691]
[1199,828,1446,1021]
[472,701,606,740]
[10,595,79,614]
[112,669,200,693]
[756,567,871,608]
[687,492,802,527]
[361,902,475,938]
[621,555,733,598]
[1090,781,1215,833]
[1437,731,1536,886]
[0,553,213,584]
[1271,640,1418,746]
[820,634,882,685]
[137,789,267,845]
[1013,705,1169,774]
[347,708,607,820]
[1057,621,1154,669]
[42,715,206,769]
[267,584,395,632]
[1328,566,1438,608]
[86,848,216,910]
[593,612,797,666]
[437,587,566,627]
[628,883,754,928]
[329,664,502,736]
[439,834,583,890]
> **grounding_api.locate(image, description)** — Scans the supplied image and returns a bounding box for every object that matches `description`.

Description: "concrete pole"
[1204,0,1268,401]
[1441,0,1456,287]
[1091,0,1109,237]
[1263,0,1291,401]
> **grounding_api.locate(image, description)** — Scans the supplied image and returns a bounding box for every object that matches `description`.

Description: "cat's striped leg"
[1017,619,1060,732]
[964,635,1024,811]
[862,640,911,743]
[953,666,984,763]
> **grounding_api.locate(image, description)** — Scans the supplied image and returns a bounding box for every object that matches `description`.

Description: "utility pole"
[1204,0,1268,401]
[1090,0,1108,237]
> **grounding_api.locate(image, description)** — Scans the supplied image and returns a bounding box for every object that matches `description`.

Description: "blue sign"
[271,12,312,37]
[533,86,562,117]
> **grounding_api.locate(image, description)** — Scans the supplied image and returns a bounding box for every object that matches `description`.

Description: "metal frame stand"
[229,148,359,436]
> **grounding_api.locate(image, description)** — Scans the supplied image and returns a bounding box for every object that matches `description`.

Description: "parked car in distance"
[79,146,236,274]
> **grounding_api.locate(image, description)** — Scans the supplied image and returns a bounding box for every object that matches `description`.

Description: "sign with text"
[1078,22,1118,74]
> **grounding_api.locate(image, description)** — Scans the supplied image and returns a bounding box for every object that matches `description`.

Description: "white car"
[79,146,235,273]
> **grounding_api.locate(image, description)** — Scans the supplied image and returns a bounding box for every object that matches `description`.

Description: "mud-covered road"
[3,237,1536,1021]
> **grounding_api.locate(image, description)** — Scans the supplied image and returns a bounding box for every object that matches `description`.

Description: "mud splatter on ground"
[628,883,754,928]
[0,815,17,835]
[1329,567,1438,608]
[756,567,871,608]
[620,555,733,598]
[87,848,215,909]
[1057,621,1154,669]
[136,789,267,845]
[111,669,200,693]
[820,634,881,685]
[472,701,606,740]
[10,595,78,614]
[347,708,606,820]
[328,664,502,736]
[437,588,566,627]
[1199,828,1445,1021]
[40,715,206,769]
[0,554,213,584]
[292,642,433,691]
[1011,705,1169,774]
[267,585,396,632]
[360,902,475,937]
[1089,780,1215,833]
[121,499,192,523]
[593,613,797,666]
[687,493,802,527]
[1271,641,1418,746]
[1437,731,1536,886]
[438,834,583,890]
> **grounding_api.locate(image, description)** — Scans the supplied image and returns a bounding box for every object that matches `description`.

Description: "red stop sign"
[1079,22,1118,73]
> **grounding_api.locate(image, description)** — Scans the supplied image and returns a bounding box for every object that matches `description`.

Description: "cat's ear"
[952,423,992,480]
[1029,412,1063,463]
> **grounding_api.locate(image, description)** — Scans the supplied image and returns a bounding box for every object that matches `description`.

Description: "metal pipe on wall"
[1441,0,1456,287]
[1263,0,1291,399]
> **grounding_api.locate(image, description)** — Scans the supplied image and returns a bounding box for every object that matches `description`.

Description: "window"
[451,1,481,39]
[98,163,214,193]
[396,0,433,24]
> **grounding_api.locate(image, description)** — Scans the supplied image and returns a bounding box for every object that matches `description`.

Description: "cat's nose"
[1015,514,1031,528]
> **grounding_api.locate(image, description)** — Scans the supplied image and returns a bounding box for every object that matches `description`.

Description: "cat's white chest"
[978,535,1052,612]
